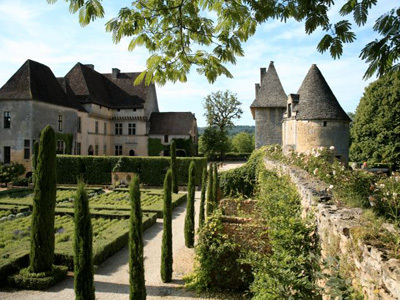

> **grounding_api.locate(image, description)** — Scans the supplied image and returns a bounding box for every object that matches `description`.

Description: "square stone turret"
[250,62,287,148]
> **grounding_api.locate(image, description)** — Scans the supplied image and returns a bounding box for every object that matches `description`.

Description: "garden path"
[0,162,243,300]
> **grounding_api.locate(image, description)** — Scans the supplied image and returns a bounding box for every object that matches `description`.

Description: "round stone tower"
[282,64,351,162]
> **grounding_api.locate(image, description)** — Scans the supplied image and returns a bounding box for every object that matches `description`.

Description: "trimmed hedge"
[7,265,68,290]
[0,188,33,198]
[54,213,157,270]
[57,155,207,186]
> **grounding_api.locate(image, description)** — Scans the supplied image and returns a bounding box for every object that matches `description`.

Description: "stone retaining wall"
[263,157,400,299]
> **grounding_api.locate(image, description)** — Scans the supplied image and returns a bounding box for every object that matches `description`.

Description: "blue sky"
[0,0,394,127]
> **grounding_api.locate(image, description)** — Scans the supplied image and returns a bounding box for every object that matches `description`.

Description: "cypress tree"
[170,140,178,193]
[32,140,39,186]
[206,164,214,217]
[74,180,95,300]
[29,125,57,273]
[198,166,207,228]
[213,163,219,209]
[184,161,196,248]
[129,176,146,300]
[161,169,173,282]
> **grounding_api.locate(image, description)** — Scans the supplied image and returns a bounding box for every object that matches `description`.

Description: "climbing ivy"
[55,133,73,154]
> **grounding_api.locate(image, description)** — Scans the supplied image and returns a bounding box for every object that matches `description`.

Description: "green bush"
[30,125,57,273]
[0,163,26,184]
[57,155,207,186]
[7,265,68,290]
[74,181,95,300]
[219,150,264,198]
[129,176,146,300]
[185,161,196,248]
[161,169,173,283]
[249,170,320,299]
[186,213,253,292]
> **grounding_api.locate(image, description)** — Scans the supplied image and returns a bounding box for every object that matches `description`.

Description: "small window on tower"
[323,121,327,127]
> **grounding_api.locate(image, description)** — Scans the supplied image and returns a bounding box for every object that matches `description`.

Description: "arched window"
[129,150,135,156]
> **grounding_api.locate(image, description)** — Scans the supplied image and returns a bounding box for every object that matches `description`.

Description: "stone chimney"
[112,68,120,79]
[260,67,266,84]
[85,64,94,70]
[255,83,260,97]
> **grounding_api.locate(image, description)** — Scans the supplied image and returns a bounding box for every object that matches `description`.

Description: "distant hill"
[198,125,255,136]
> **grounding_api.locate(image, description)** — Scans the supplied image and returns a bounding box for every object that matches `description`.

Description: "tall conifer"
[199,166,207,228]
[129,176,146,299]
[184,161,195,248]
[213,163,219,208]
[161,169,173,282]
[170,140,178,193]
[206,164,214,216]
[29,125,57,273]
[74,180,95,300]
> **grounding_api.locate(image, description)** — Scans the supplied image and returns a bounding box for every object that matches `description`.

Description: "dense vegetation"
[350,72,400,166]
[188,149,320,298]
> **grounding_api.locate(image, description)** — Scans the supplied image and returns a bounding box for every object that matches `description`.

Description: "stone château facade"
[0,59,197,173]
[252,62,351,162]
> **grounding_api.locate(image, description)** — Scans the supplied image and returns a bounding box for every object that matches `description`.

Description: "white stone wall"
[263,157,400,299]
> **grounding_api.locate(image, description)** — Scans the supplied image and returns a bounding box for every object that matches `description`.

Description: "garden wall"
[263,157,400,300]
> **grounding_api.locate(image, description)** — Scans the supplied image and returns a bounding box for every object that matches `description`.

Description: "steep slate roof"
[294,64,351,121]
[65,63,145,109]
[250,61,287,109]
[149,112,196,135]
[0,59,84,111]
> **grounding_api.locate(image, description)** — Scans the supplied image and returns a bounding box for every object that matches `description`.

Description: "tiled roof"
[149,112,196,135]
[65,63,145,109]
[294,64,351,121]
[251,61,287,109]
[0,59,84,111]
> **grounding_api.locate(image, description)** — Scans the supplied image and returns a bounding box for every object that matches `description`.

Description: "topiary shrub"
[129,176,146,299]
[30,125,57,273]
[74,180,95,300]
[185,161,196,248]
[199,166,207,228]
[171,140,179,193]
[161,169,173,283]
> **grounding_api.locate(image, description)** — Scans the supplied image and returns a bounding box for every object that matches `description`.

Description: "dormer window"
[288,104,292,118]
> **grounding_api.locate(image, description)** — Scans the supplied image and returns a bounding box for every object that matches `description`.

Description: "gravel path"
[0,162,244,300]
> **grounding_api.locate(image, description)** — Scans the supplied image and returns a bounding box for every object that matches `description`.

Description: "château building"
[0,59,198,174]
[252,62,351,162]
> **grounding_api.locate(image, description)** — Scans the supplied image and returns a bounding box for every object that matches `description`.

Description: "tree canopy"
[350,72,400,165]
[204,90,242,132]
[48,0,399,84]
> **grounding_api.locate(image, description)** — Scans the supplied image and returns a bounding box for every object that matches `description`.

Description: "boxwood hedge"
[57,155,207,186]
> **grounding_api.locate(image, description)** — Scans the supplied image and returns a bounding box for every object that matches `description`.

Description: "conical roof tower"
[250,61,287,118]
[251,61,287,148]
[294,64,350,121]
